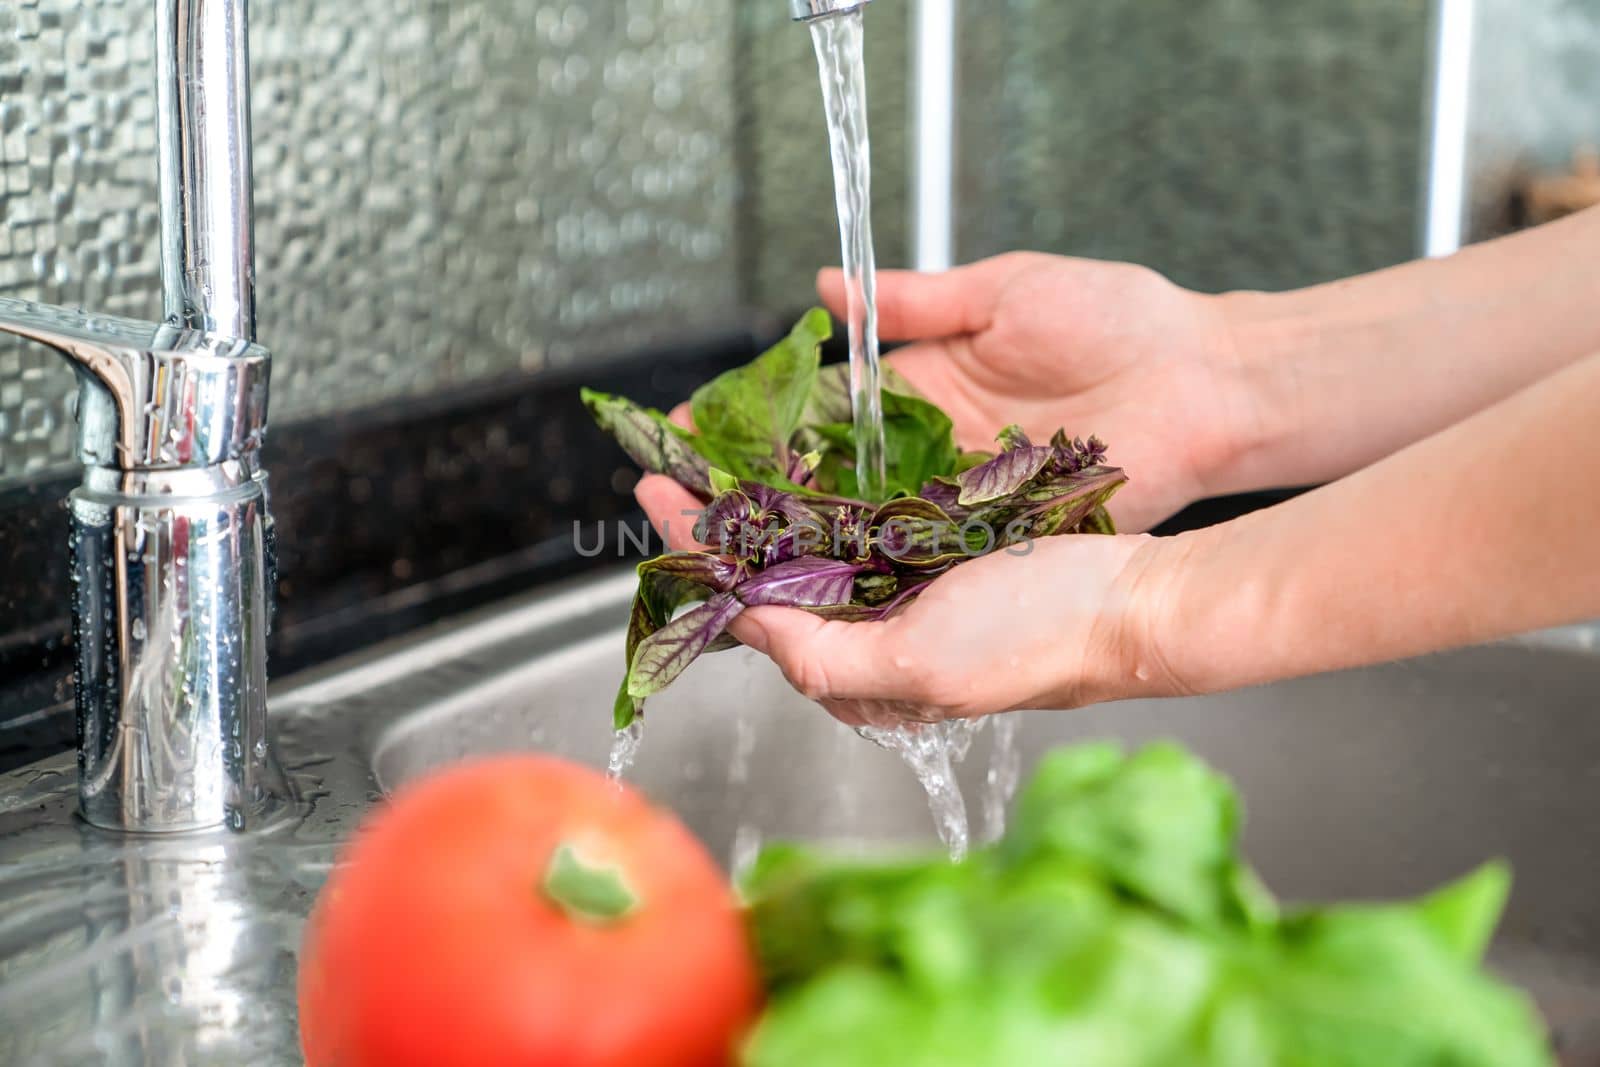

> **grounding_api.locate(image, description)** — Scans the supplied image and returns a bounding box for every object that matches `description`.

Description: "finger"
[738,606,909,704]
[633,474,709,551]
[823,696,943,729]
[667,402,694,431]
[818,698,868,728]
[817,256,1027,342]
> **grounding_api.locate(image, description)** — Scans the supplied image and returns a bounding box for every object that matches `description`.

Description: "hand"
[822,253,1260,532]
[632,471,1180,727]
[730,533,1174,726]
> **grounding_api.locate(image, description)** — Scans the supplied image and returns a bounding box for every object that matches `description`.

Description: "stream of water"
[810,10,887,500]
[612,11,1005,861]
[858,722,974,859]
[982,714,1022,845]
[810,8,1003,857]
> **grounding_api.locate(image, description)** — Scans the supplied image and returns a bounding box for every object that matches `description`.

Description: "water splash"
[858,721,973,859]
[809,10,887,500]
[606,719,645,783]
[730,824,764,881]
[982,713,1022,844]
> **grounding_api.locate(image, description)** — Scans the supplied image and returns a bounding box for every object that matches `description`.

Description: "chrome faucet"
[789,0,874,19]
[0,0,283,832]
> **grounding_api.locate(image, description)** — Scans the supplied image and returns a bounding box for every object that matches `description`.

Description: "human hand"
[821,253,1261,532]
[725,532,1176,726]
[632,461,1179,726]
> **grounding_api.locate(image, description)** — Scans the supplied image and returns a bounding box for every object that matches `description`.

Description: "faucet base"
[69,472,286,833]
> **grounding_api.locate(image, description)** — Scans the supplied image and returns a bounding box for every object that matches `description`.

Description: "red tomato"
[298,754,761,1067]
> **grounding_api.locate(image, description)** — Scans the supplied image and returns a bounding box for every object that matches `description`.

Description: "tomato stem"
[542,844,639,923]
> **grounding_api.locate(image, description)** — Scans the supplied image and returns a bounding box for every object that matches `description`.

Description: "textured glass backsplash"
[0,0,742,485]
[956,0,1431,294]
[0,0,1442,487]
[734,1,911,311]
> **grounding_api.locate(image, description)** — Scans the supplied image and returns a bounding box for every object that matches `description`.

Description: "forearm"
[1212,206,1600,495]
[1147,349,1600,695]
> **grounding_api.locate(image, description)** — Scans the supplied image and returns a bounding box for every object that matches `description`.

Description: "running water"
[606,719,644,782]
[858,721,977,860]
[809,10,887,500]
[981,714,1023,844]
[810,7,982,860]
[726,711,762,875]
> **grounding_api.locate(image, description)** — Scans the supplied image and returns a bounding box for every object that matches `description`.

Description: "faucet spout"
[0,301,268,474]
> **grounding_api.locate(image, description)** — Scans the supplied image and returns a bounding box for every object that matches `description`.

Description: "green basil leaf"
[879,390,960,498]
[691,308,830,481]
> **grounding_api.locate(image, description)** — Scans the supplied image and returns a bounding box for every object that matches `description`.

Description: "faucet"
[0,0,283,832]
[790,0,873,19]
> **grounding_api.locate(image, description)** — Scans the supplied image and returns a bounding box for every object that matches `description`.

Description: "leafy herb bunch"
[583,310,1127,729]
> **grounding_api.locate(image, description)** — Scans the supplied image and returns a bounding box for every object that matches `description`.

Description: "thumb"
[816,255,1028,342]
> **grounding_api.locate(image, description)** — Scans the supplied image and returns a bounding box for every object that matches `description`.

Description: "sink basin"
[3,564,1600,1063]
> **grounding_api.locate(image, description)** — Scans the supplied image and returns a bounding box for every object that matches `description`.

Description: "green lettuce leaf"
[741,742,1553,1067]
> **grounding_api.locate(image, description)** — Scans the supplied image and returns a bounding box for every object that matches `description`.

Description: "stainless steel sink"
[3,565,1600,1063]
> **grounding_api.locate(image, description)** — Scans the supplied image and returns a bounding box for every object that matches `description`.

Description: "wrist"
[1101,523,1271,703]
[1085,533,1206,705]
[1203,287,1327,497]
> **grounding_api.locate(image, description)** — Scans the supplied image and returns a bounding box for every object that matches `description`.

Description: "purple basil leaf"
[704,632,742,654]
[1000,466,1128,543]
[694,489,754,547]
[627,593,746,702]
[915,477,970,519]
[955,444,1055,507]
[802,578,932,622]
[854,573,900,606]
[875,578,934,616]
[737,556,861,609]
[870,496,954,526]
[1081,505,1117,536]
[867,497,967,570]
[799,602,888,623]
[615,552,745,728]
[638,553,741,620]
[581,388,713,495]
[762,514,842,566]
[747,483,819,527]
[632,554,740,663]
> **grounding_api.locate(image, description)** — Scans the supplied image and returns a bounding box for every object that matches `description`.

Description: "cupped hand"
[628,251,1244,723]
[824,253,1260,532]
[739,533,1172,726]
[636,473,1180,725]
